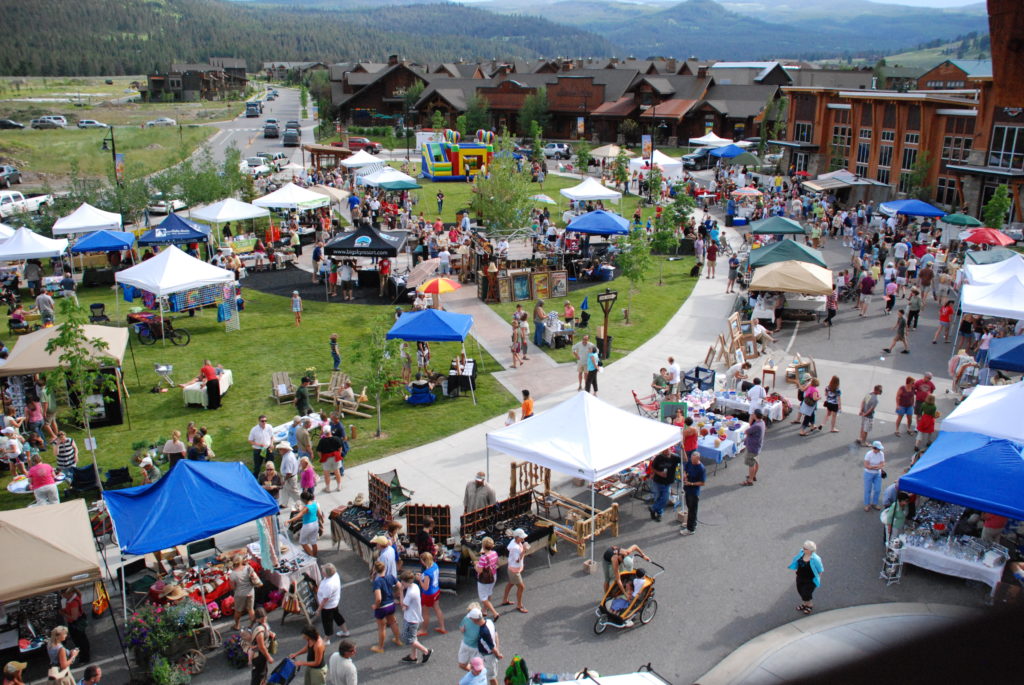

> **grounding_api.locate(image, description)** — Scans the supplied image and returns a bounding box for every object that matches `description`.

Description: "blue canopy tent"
[709,144,745,159]
[137,214,212,247]
[386,309,478,403]
[878,199,947,218]
[988,335,1024,373]
[899,431,1024,521]
[104,461,279,618]
[566,210,629,236]
[69,229,135,254]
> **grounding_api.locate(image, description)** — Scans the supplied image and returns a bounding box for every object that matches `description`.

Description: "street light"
[100,126,119,186]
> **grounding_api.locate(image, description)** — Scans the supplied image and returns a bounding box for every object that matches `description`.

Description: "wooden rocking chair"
[317,372,349,404]
[270,372,296,404]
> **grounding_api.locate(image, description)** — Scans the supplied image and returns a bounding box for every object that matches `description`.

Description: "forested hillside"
[0,0,617,75]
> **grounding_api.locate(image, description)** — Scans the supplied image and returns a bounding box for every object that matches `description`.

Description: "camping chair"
[66,464,101,499]
[404,382,436,406]
[632,391,660,420]
[578,310,591,329]
[373,469,414,518]
[270,372,296,405]
[186,537,220,568]
[317,372,349,404]
[114,557,159,600]
[88,303,111,324]
[104,467,133,490]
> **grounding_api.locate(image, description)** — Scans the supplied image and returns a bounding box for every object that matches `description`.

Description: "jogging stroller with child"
[594,562,664,634]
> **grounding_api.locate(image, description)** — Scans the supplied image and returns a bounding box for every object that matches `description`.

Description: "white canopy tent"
[253,182,330,210]
[0,227,68,261]
[590,144,635,161]
[52,203,122,236]
[0,223,15,240]
[962,255,1024,286]
[357,167,418,186]
[190,198,270,224]
[486,392,680,559]
[115,245,234,297]
[959,274,1024,319]
[628,150,684,179]
[688,132,733,147]
[340,150,385,169]
[940,381,1024,444]
[560,177,623,203]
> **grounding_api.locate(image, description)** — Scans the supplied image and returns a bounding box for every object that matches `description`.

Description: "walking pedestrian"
[741,410,764,486]
[499,529,530,613]
[291,290,303,326]
[248,609,274,685]
[857,385,882,446]
[247,415,274,474]
[933,300,954,344]
[417,552,446,635]
[883,309,911,354]
[287,625,327,685]
[277,443,300,510]
[894,376,916,436]
[474,538,500,621]
[705,240,717,279]
[289,491,323,558]
[821,376,841,432]
[789,541,823,615]
[329,334,341,371]
[726,254,739,293]
[857,271,876,317]
[520,389,533,420]
[326,641,357,685]
[906,287,923,329]
[862,441,886,511]
[823,286,838,327]
[457,605,485,672]
[316,564,350,638]
[602,544,651,594]
[679,451,705,536]
[397,571,432,664]
[532,299,546,348]
[647,449,680,520]
[914,394,939,456]
[797,377,822,436]
[572,335,596,390]
[584,345,600,395]
[369,560,401,654]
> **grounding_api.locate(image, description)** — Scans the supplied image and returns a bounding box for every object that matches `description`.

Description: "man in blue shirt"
[680,451,706,536]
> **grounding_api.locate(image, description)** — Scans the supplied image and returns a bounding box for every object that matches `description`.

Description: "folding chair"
[632,391,659,420]
[104,467,133,490]
[373,469,414,518]
[66,464,101,499]
[186,537,220,568]
[88,303,111,323]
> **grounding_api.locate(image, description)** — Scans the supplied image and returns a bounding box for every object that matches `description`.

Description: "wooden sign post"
[597,289,618,359]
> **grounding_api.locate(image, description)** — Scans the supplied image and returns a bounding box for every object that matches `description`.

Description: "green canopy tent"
[379,179,422,190]
[731,151,762,167]
[748,239,826,269]
[748,216,806,235]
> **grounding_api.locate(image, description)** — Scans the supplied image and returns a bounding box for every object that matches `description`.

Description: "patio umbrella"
[963,228,1015,246]
[943,213,983,227]
[794,170,811,177]
[417,276,462,309]
[732,187,762,197]
[529,194,556,205]
[406,258,441,288]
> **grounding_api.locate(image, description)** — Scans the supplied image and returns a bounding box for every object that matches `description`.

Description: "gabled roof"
[708,61,792,85]
[210,57,246,69]
[592,96,637,117]
[701,83,779,119]
[354,62,388,73]
[950,59,993,78]
[416,78,494,111]
[642,77,675,95]
[171,63,219,73]
[639,98,697,120]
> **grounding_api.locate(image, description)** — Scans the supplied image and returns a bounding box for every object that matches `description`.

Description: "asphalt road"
[203,86,314,166]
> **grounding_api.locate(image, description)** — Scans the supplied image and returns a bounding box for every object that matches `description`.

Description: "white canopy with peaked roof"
[560,176,623,203]
[688,132,733,147]
[51,203,122,236]
[941,381,1024,444]
[191,198,270,224]
[960,274,1024,319]
[0,324,128,377]
[0,227,68,261]
[357,167,418,186]
[486,392,680,482]
[590,144,635,160]
[115,245,234,297]
[340,150,385,169]
[962,254,1024,286]
[629,150,684,179]
[253,182,330,210]
[0,223,15,240]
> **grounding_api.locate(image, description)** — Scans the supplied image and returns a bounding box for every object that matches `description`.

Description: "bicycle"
[134,318,191,346]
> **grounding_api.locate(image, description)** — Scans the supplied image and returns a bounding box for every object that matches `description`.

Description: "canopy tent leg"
[159,299,166,347]
[485,445,490,483]
[120,555,129,625]
[950,307,964,353]
[102,579,133,677]
[462,342,477,405]
[126,335,140,386]
[590,484,595,564]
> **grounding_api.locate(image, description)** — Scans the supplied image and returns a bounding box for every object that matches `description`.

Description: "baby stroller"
[594,562,664,634]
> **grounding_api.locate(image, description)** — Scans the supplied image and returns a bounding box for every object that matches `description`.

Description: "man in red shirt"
[378,257,391,297]
[912,372,935,421]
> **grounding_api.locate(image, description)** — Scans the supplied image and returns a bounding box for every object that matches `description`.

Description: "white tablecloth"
[182,369,233,408]
[899,542,1005,594]
[783,295,826,313]
[248,534,323,590]
[6,472,67,494]
[714,396,785,422]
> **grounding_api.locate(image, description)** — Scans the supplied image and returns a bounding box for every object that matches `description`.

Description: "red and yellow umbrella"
[416,277,461,308]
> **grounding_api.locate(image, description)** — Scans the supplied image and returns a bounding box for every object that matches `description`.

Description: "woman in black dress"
[788,540,823,615]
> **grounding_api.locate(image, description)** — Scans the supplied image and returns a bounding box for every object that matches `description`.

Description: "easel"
[281,574,318,626]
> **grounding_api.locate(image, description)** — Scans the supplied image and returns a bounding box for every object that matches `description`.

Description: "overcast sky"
[879,0,981,6]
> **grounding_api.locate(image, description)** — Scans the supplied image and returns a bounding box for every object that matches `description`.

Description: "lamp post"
[100,127,124,216]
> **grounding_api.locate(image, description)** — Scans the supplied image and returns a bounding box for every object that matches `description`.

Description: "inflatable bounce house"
[421,129,494,181]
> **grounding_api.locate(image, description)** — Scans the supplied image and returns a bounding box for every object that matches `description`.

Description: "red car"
[332,136,383,154]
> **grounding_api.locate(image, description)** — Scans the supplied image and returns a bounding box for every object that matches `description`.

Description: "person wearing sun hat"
[3,661,26,685]
[500,529,530,614]
[862,441,886,512]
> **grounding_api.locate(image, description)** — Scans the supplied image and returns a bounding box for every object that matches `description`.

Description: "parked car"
[543,142,572,159]
[146,117,177,127]
[147,193,187,215]
[40,115,68,127]
[0,190,53,218]
[239,156,272,178]
[346,137,383,154]
[77,119,108,129]
[0,119,25,130]
[256,152,288,171]
[282,129,300,147]
[263,123,280,139]
[30,118,63,129]
[681,147,715,170]
[0,165,22,188]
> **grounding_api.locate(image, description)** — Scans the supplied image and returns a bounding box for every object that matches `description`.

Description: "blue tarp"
[899,431,1024,520]
[567,210,629,235]
[879,199,947,218]
[70,229,135,254]
[137,214,211,246]
[386,308,473,342]
[104,461,279,555]
[709,144,745,159]
[988,335,1024,373]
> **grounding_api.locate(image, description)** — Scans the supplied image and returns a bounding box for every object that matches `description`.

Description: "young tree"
[611,149,630,192]
[982,184,1012,229]
[353,314,400,438]
[646,165,663,205]
[455,114,469,136]
[431,109,446,132]
[904,150,934,201]
[620,119,640,145]
[470,128,533,241]
[615,227,653,314]
[464,94,490,134]
[518,87,549,137]
[575,141,592,175]
[103,162,151,227]
[530,121,544,163]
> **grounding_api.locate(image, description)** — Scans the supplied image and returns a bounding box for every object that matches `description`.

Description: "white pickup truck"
[0,190,53,219]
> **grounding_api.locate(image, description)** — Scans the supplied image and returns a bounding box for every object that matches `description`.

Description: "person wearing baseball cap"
[276,442,300,510]
[500,529,530,614]
[3,661,26,684]
[463,472,495,514]
[457,605,485,672]
[863,441,886,511]
[460,656,487,684]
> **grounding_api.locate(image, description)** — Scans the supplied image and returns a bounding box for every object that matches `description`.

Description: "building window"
[859,128,872,140]
[905,133,919,146]
[793,122,813,143]
[878,144,893,169]
[793,152,808,173]
[880,130,895,143]
[989,125,1024,170]
[856,142,870,165]
[855,164,868,177]
[831,125,852,169]
[898,172,914,194]
[876,168,890,185]
[935,177,957,206]
[941,136,972,162]
[902,147,918,171]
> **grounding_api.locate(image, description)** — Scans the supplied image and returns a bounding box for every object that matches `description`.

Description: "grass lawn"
[488,256,698,364]
[0,285,516,511]
[0,125,213,178]
[0,75,142,101]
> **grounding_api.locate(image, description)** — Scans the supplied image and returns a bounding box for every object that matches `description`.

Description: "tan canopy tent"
[0,500,101,602]
[0,324,128,377]
[749,260,834,295]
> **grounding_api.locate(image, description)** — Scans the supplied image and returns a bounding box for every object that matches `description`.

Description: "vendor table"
[697,436,738,473]
[272,413,325,443]
[783,295,827,312]
[448,358,477,396]
[898,543,1005,595]
[248,534,322,590]
[713,395,785,422]
[542,320,574,348]
[182,369,233,408]
[6,472,67,494]
[751,301,775,321]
